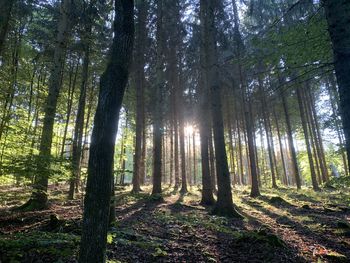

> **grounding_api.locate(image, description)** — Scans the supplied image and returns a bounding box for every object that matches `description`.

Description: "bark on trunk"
[132,0,147,193]
[258,76,277,188]
[78,1,134,262]
[151,0,164,196]
[198,24,214,204]
[323,0,350,175]
[281,90,302,189]
[69,2,94,198]
[296,86,319,191]
[26,0,72,210]
[201,0,240,217]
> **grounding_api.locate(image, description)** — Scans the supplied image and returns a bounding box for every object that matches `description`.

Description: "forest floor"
[0,184,349,263]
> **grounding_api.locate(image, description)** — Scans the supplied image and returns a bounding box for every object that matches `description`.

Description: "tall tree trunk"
[24,0,72,210]
[174,94,180,189]
[132,0,148,193]
[151,0,164,196]
[306,87,329,182]
[296,86,319,191]
[281,90,302,189]
[323,0,350,175]
[140,115,147,184]
[79,1,134,262]
[60,59,79,159]
[192,131,197,185]
[258,76,277,188]
[0,26,21,143]
[273,108,288,185]
[235,99,244,185]
[169,116,174,185]
[188,134,192,185]
[208,130,216,190]
[198,16,214,204]
[179,107,187,193]
[327,79,348,175]
[69,2,94,198]
[244,93,260,197]
[202,0,240,217]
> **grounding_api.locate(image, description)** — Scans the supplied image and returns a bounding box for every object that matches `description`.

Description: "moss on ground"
[0,232,80,262]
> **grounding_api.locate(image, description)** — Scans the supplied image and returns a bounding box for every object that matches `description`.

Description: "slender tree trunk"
[24,0,72,210]
[132,0,147,193]
[281,90,301,189]
[208,130,216,190]
[169,116,174,185]
[119,129,126,185]
[192,131,197,185]
[236,100,244,185]
[258,119,267,185]
[273,108,288,185]
[201,0,240,217]
[60,59,79,159]
[258,77,277,188]
[187,133,192,186]
[296,86,319,191]
[306,87,329,182]
[69,7,93,198]
[151,0,164,196]
[323,0,350,175]
[244,93,260,197]
[174,95,180,189]
[140,116,147,184]
[327,79,348,175]
[227,106,236,186]
[0,25,21,142]
[79,1,134,262]
[198,18,214,204]
[179,108,187,193]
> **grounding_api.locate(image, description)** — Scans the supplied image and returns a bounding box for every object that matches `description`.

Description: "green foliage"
[152,247,168,257]
[0,232,80,262]
[323,176,350,189]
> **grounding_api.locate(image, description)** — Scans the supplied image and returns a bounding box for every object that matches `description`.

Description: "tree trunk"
[69,6,93,198]
[140,115,147,184]
[327,79,348,175]
[151,0,164,196]
[208,130,216,191]
[24,0,72,210]
[179,108,187,193]
[187,133,192,186]
[79,1,134,262]
[244,93,260,197]
[258,76,277,188]
[201,0,240,217]
[323,0,350,175]
[281,90,301,189]
[192,131,197,185]
[306,87,329,182]
[174,94,180,189]
[198,16,214,204]
[60,59,79,159]
[273,108,288,185]
[0,26,20,143]
[132,0,147,193]
[296,86,319,191]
